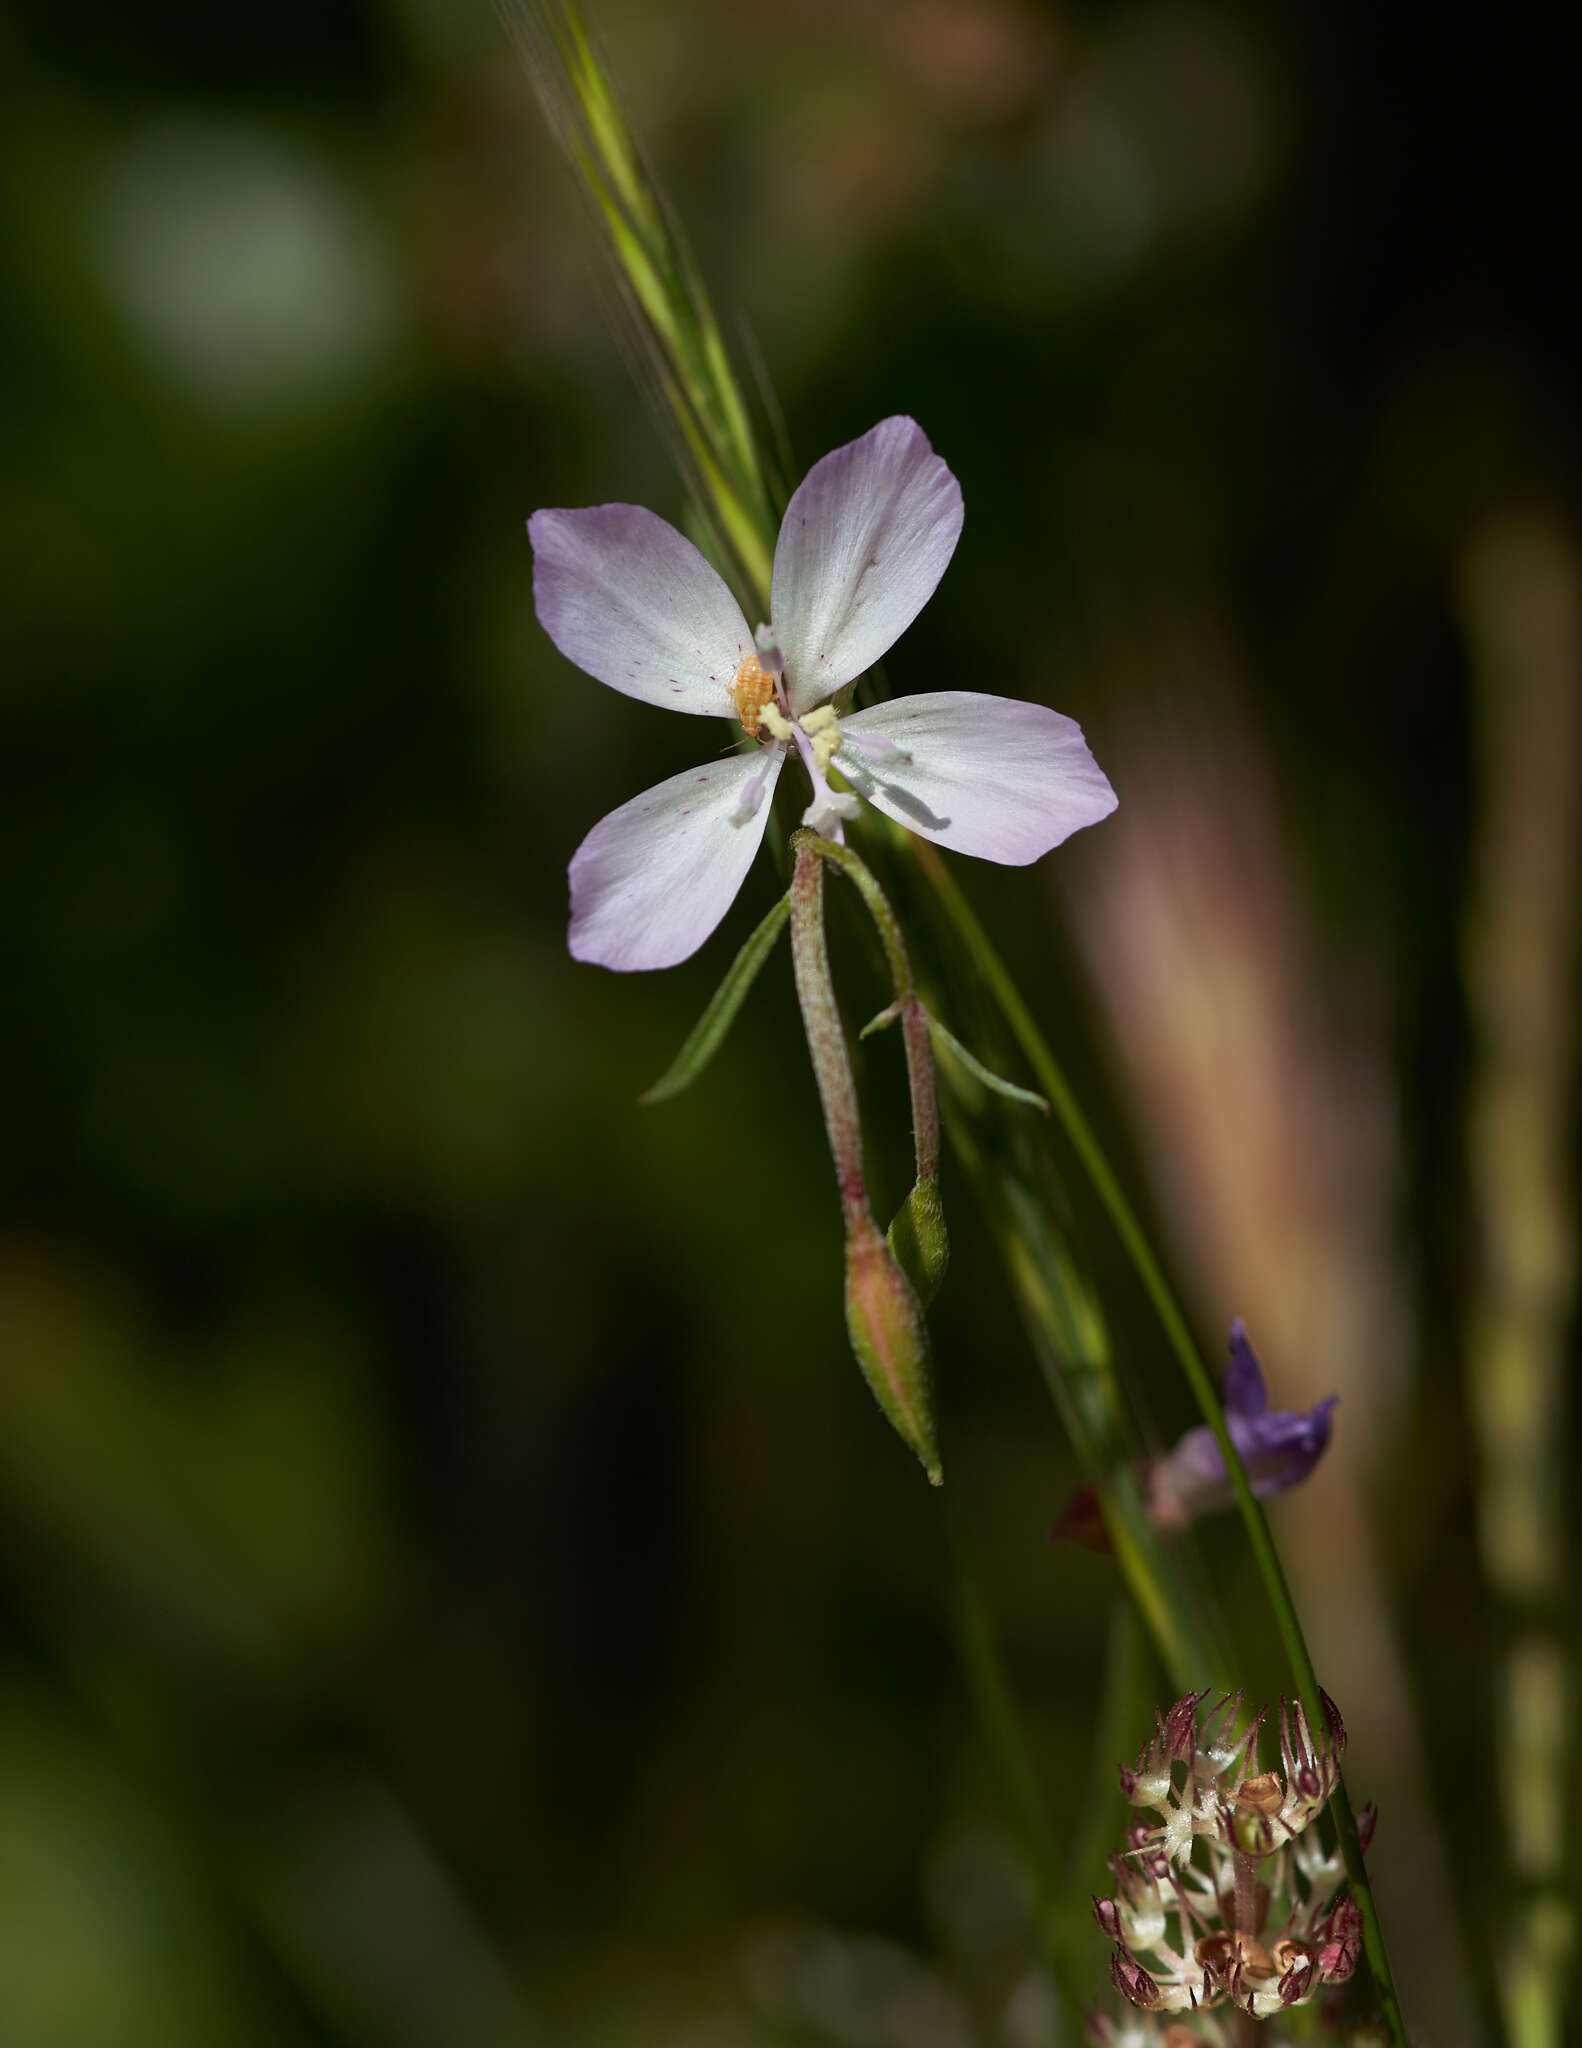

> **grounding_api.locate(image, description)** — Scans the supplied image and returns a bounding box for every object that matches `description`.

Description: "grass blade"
[929,1016,1049,1115]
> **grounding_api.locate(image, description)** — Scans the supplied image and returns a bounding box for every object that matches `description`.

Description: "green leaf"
[927,1017,1049,1115]
[639,891,790,1104]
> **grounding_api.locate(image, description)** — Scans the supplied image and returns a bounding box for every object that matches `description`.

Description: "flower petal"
[771,417,963,712]
[1152,1396,1338,1525]
[840,691,1117,864]
[1153,1425,1231,1523]
[568,748,783,971]
[530,504,754,716]
[1231,1396,1338,1497]
[1223,1319,1269,1418]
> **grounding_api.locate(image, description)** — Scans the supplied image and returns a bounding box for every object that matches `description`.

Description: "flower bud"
[1317,1895,1362,1982]
[844,1211,941,1484]
[1161,1693,1205,1761]
[1277,1950,1316,2006]
[1237,1770,1284,1814]
[1110,1949,1161,2010]
[887,1174,949,1308]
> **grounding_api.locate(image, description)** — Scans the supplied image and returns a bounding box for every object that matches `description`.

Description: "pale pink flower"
[530,417,1117,969]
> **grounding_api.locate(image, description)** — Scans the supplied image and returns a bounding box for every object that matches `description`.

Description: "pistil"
[791,719,859,839]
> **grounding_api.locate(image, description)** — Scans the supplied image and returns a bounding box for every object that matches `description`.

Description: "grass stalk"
[504,0,777,609]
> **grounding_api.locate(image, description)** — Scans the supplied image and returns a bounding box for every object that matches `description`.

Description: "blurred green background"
[3,0,1578,2043]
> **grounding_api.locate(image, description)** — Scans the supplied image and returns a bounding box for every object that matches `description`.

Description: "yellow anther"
[760,701,794,741]
[799,703,839,734]
[811,724,843,773]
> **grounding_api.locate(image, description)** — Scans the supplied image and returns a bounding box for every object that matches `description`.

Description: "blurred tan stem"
[1460,513,1580,2048]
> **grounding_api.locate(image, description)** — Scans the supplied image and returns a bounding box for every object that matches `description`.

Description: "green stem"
[789,842,866,1225]
[802,831,913,992]
[907,838,1408,2045]
[801,831,938,1184]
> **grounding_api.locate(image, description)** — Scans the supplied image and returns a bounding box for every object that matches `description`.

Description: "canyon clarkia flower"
[530,417,1117,969]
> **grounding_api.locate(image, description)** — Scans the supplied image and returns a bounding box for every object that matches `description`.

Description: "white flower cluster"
[1086,2013,1390,2048]
[1094,1692,1369,2022]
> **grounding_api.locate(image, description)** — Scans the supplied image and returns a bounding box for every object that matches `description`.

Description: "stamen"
[753,624,784,675]
[760,701,795,742]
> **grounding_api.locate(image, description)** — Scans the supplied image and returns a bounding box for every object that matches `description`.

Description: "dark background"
[3,1,1578,2042]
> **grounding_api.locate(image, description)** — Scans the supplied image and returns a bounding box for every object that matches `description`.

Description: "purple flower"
[1052,1322,1336,1548]
[530,417,1117,970]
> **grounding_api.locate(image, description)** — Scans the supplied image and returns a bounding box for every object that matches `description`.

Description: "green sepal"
[640,890,791,1104]
[928,1017,1049,1115]
[887,1175,949,1310]
[845,1211,942,1485]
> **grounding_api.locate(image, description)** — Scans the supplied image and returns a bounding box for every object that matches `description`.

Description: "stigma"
[799,702,842,772]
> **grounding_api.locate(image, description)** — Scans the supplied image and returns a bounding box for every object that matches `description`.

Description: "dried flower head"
[1094,1690,1364,2021]
[1086,2014,1382,2048]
